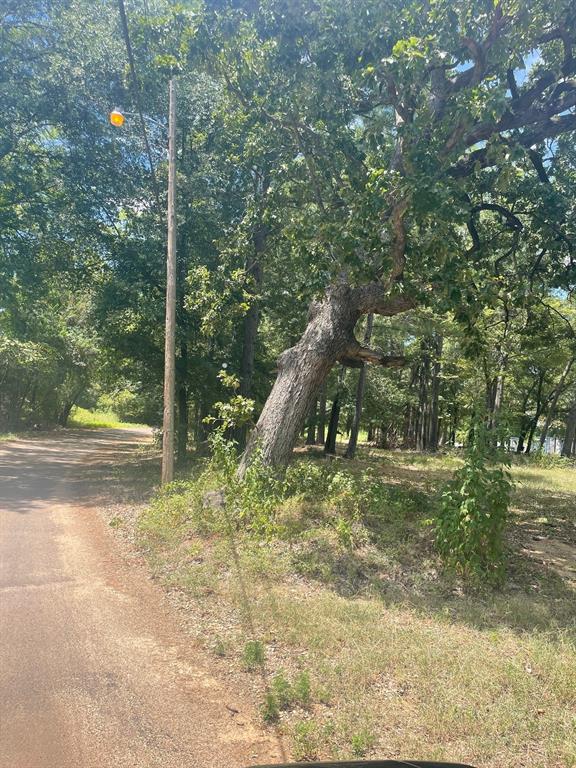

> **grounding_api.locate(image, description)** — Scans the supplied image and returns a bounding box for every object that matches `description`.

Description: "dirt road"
[0,429,280,768]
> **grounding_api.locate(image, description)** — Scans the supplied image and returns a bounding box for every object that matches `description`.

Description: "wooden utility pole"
[162,77,177,484]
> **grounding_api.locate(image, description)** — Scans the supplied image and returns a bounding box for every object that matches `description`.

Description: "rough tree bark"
[238,283,411,475]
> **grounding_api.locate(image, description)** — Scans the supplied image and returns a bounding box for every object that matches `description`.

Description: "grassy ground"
[0,432,17,442]
[68,406,149,430]
[132,447,576,767]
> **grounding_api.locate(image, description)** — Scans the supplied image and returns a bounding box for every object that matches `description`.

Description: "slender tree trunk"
[324,389,341,455]
[176,341,189,465]
[525,372,545,455]
[316,385,327,445]
[236,230,265,449]
[516,380,538,453]
[561,400,576,457]
[449,405,457,446]
[345,313,373,459]
[306,399,317,445]
[427,334,443,452]
[539,356,574,450]
[177,383,188,464]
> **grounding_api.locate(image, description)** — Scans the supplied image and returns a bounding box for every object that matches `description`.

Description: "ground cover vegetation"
[133,443,576,766]
[2,0,576,763]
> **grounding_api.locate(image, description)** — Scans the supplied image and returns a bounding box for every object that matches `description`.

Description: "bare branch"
[340,341,406,368]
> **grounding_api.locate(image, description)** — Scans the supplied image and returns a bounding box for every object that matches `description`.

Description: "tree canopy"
[1,0,575,475]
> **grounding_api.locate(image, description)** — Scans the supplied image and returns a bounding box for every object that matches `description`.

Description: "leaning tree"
[198,0,576,471]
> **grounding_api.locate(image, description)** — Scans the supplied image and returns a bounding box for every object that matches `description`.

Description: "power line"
[116,0,163,218]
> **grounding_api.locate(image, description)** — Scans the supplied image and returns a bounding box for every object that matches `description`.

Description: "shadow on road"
[0,429,154,514]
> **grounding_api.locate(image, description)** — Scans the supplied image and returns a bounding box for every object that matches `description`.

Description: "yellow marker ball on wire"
[109,109,125,127]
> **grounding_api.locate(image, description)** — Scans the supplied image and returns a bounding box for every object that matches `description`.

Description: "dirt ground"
[0,428,283,768]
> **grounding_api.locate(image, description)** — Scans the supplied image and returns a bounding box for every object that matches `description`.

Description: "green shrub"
[434,423,512,582]
[96,388,159,425]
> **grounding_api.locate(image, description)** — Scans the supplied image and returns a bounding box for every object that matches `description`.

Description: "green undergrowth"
[136,446,576,767]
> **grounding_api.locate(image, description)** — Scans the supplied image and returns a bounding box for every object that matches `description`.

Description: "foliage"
[3,0,576,574]
[435,420,512,582]
[135,447,576,766]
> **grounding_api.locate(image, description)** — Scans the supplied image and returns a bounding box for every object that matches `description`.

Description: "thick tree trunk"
[345,314,373,459]
[238,282,412,475]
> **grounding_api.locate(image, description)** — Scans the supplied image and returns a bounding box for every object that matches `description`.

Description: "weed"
[261,691,280,723]
[435,422,512,582]
[135,445,576,768]
[292,671,312,707]
[242,639,265,670]
[212,638,227,657]
[292,720,319,760]
[350,728,376,757]
[271,671,293,709]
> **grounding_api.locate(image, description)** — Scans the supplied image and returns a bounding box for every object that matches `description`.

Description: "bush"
[434,423,512,582]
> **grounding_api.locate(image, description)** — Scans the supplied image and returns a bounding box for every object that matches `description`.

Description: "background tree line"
[1,0,575,466]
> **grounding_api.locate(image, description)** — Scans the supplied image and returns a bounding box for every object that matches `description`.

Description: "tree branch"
[352,283,417,316]
[339,342,406,368]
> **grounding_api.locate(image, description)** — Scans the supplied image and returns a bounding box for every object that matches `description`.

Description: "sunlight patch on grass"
[68,406,148,430]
